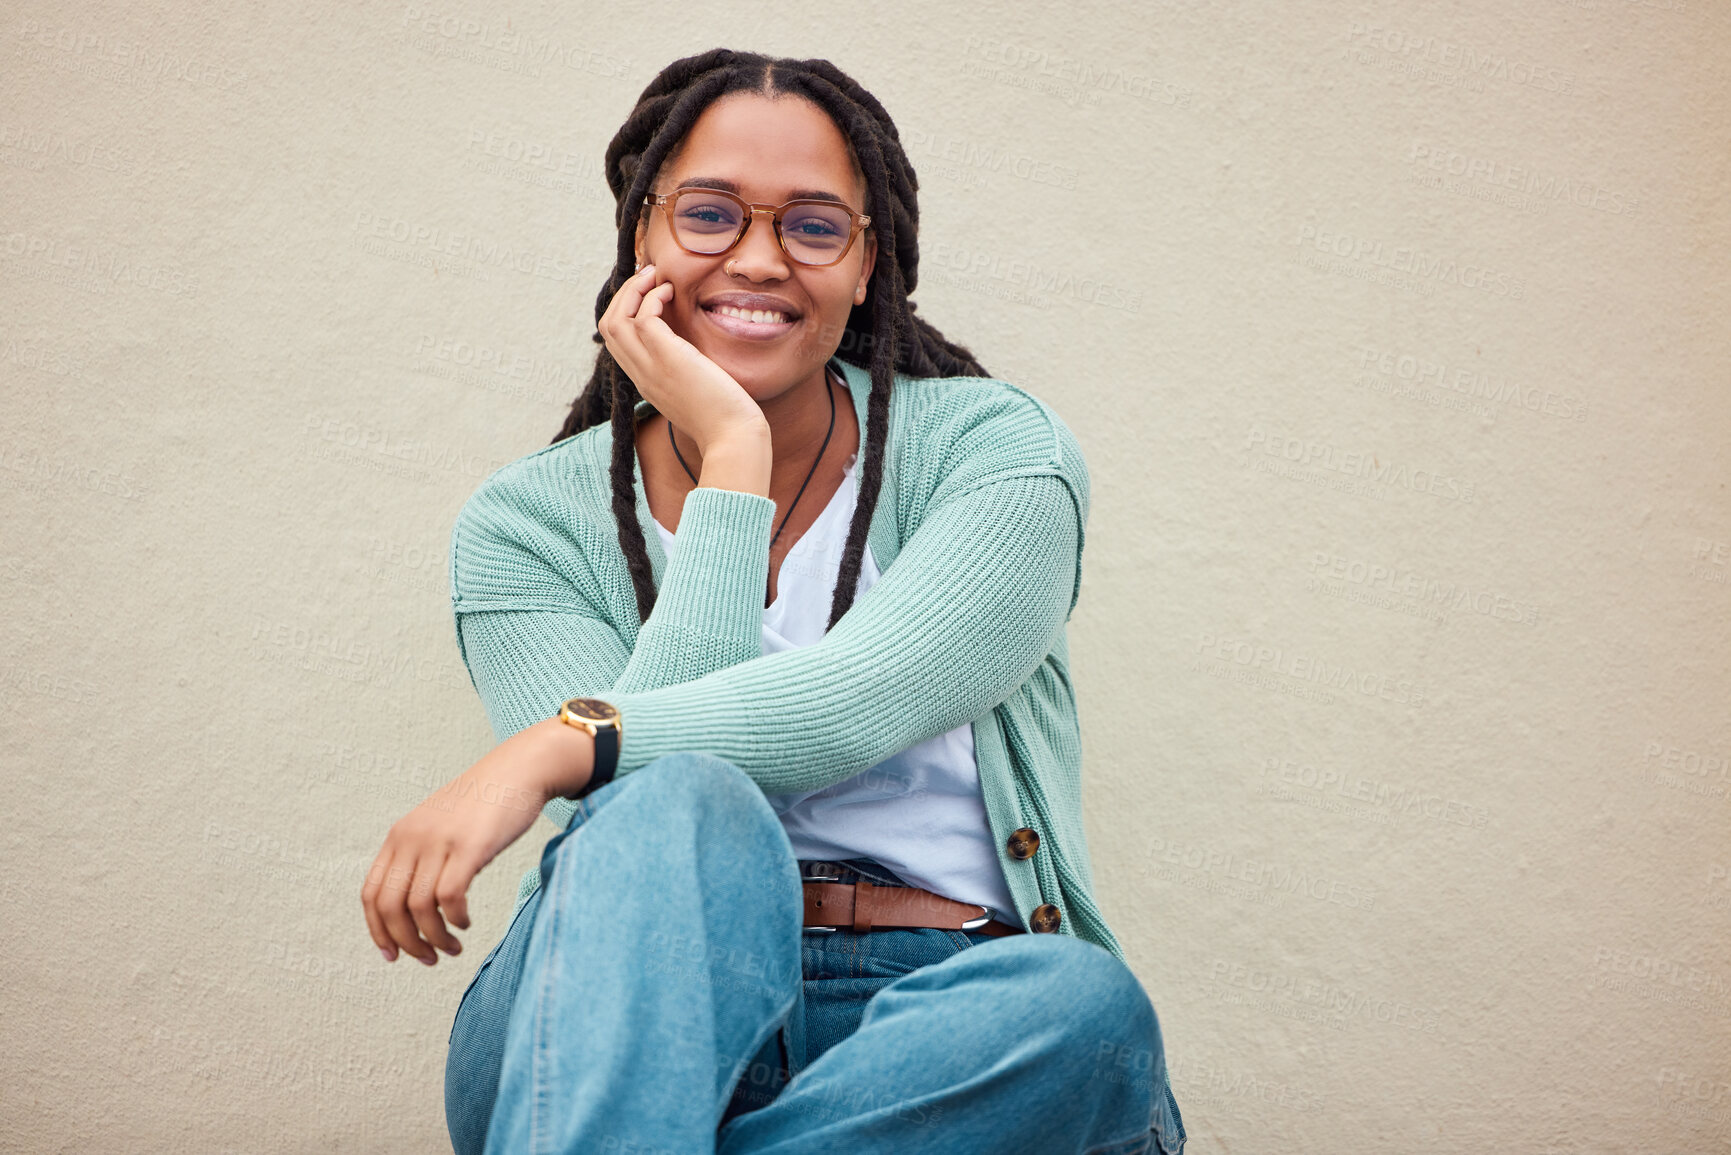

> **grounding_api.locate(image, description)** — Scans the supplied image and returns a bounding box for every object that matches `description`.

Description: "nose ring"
[726,259,739,277]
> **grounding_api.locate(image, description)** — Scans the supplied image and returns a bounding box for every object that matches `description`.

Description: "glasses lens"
[669,191,744,253]
[779,202,854,264]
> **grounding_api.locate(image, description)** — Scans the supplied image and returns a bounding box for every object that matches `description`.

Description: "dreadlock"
[552,49,987,632]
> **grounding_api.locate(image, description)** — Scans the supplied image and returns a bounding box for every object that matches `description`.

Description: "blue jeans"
[444,752,1186,1154]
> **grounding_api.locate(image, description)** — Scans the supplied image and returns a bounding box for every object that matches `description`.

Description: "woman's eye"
[787,216,843,237]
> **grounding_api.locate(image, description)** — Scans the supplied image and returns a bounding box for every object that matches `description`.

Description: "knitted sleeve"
[452,480,776,692]
[451,482,780,827]
[455,468,1080,797]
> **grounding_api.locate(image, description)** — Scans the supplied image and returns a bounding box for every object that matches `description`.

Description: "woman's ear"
[853,233,876,305]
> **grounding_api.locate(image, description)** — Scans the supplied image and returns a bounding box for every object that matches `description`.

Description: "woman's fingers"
[601,264,657,328]
[359,847,400,960]
[404,846,463,962]
[434,851,478,934]
[631,285,689,358]
[600,266,659,370]
[611,281,679,389]
[630,303,701,387]
[369,847,437,964]
[634,278,673,321]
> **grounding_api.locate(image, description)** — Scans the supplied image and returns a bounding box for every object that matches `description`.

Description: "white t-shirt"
[654,451,1021,927]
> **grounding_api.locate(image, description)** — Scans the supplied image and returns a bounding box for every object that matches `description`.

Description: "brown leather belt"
[801,877,1024,937]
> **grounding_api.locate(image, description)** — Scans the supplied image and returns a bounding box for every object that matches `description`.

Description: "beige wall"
[4,1,1727,1150]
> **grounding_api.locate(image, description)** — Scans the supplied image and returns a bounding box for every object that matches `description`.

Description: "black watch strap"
[587,725,620,795]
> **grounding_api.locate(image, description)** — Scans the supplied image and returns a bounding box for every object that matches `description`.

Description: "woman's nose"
[725,209,790,279]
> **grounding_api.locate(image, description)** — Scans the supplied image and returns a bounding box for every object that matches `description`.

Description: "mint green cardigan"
[447,355,1124,963]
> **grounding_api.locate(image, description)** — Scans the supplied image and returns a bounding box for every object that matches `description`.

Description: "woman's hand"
[360,718,593,966]
[598,265,769,455]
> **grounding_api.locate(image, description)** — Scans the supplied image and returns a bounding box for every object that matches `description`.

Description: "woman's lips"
[700,303,798,342]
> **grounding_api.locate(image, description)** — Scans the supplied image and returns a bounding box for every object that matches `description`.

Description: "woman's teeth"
[712,305,791,324]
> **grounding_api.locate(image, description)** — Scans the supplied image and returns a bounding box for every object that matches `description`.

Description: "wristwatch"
[555,696,622,800]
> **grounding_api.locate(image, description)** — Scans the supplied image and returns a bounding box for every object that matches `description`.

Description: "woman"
[362,48,1186,1154]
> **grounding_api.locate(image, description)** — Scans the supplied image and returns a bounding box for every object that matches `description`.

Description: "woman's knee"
[619,751,764,811]
[977,935,1161,1057]
[567,751,773,831]
[859,933,1167,1126]
[546,750,794,880]
[534,749,804,963]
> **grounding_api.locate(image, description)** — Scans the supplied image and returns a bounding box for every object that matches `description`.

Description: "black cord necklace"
[668,366,838,550]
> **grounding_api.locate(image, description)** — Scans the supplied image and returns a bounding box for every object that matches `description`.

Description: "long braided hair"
[552,49,987,633]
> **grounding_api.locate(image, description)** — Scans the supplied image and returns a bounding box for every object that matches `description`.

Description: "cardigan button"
[1029,903,1062,933]
[1006,827,1041,859]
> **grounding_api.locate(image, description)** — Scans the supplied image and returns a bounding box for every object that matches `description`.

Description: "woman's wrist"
[695,426,772,497]
[530,716,596,799]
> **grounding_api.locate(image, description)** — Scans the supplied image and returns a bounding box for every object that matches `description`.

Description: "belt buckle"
[801,862,843,933]
[959,906,993,931]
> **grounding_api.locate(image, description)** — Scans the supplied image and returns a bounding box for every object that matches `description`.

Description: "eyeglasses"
[644,188,871,267]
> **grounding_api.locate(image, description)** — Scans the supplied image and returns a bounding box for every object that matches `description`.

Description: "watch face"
[564,697,618,723]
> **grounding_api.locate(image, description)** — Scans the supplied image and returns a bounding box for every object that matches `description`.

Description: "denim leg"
[444,751,806,1155]
[444,868,546,1155]
[717,933,1177,1155]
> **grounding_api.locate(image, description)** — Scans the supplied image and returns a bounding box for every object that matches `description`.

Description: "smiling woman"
[614,91,879,604]
[359,47,1186,1155]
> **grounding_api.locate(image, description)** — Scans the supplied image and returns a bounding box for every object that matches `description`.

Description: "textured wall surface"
[3,1,1727,1151]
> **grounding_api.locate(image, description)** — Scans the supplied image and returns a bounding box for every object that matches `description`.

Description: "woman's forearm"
[693,426,773,497]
